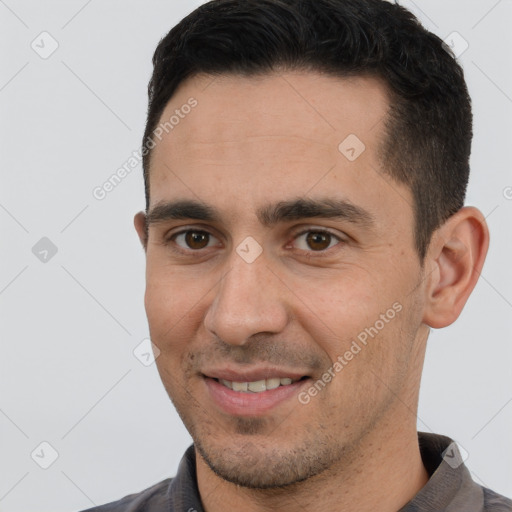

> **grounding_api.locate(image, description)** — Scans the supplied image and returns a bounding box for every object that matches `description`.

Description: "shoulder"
[77,478,172,512]
[482,486,512,512]
[76,445,200,512]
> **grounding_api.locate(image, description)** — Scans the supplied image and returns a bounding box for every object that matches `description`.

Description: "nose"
[203,252,289,346]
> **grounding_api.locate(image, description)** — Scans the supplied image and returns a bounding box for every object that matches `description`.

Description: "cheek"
[144,278,177,334]
[290,273,380,347]
[145,272,204,392]
[292,268,414,373]
[144,263,209,346]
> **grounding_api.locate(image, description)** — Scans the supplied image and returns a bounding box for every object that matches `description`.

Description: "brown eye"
[293,230,341,252]
[172,230,217,250]
[306,232,332,251]
[185,231,209,249]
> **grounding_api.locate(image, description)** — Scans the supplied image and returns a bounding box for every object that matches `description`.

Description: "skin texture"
[134,72,489,512]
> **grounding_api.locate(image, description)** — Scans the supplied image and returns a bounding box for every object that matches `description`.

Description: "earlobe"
[422,207,489,328]
[134,211,148,250]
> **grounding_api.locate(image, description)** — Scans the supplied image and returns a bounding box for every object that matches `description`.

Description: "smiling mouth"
[212,376,309,393]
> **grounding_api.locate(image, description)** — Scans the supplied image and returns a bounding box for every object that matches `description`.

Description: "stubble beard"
[193,418,346,489]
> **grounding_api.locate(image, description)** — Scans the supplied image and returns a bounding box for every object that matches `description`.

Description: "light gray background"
[1,1,511,510]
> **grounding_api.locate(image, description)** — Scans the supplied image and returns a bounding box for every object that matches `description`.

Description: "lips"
[203,367,308,383]
[202,367,311,416]
[216,376,301,393]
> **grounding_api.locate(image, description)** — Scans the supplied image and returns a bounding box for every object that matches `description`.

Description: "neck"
[196,419,429,512]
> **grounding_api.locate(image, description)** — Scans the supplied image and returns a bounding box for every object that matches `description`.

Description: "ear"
[134,211,148,251]
[422,206,489,328]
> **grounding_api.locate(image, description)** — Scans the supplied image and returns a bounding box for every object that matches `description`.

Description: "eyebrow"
[146,197,375,229]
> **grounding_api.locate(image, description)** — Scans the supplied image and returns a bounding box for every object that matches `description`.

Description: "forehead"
[153,71,389,154]
[148,71,412,231]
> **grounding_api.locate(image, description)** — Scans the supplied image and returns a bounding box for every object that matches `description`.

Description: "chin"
[193,430,337,489]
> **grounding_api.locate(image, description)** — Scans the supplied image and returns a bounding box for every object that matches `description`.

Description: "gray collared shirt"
[80,432,512,511]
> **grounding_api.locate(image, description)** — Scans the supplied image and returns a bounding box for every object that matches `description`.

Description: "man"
[82,0,511,510]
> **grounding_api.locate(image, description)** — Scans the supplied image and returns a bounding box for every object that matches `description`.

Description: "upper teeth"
[220,377,296,393]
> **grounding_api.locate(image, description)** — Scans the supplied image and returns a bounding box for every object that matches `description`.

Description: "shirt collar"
[399,432,484,512]
[167,444,204,511]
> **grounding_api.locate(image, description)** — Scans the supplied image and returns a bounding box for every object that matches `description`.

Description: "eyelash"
[166,228,345,257]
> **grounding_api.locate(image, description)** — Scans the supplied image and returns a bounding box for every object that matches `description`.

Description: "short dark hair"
[142,0,472,261]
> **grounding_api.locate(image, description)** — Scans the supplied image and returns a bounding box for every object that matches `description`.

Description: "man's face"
[138,72,430,488]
